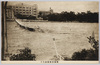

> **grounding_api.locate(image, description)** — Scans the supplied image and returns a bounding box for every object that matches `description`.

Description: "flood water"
[7,21,99,60]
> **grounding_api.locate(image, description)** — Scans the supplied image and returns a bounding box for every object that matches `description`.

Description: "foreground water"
[7,21,99,60]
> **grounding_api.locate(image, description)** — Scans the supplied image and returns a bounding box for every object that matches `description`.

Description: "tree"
[15,13,36,20]
[71,32,98,60]
[10,47,36,60]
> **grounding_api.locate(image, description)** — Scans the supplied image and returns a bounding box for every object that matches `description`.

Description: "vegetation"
[10,47,36,60]
[15,13,36,20]
[72,49,98,60]
[71,34,99,60]
[15,11,98,23]
[39,11,98,23]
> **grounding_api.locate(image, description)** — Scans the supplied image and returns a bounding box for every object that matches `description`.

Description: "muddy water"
[7,21,99,60]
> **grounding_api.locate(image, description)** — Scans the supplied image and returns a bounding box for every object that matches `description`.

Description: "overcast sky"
[7,1,99,13]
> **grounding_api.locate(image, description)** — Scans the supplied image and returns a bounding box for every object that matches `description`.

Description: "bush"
[10,47,36,60]
[40,11,98,22]
[72,49,98,60]
[71,34,98,60]
[15,13,36,20]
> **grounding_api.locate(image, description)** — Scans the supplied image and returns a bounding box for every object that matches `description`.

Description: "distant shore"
[7,19,98,23]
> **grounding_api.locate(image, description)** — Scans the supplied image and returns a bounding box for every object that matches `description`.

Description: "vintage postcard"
[1,1,99,64]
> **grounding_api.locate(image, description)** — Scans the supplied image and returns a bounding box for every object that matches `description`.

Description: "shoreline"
[7,19,98,23]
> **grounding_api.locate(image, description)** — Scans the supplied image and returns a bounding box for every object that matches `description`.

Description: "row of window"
[16,12,31,14]
[15,9,37,11]
[15,12,37,15]
[13,6,36,9]
[13,7,31,9]
[15,9,31,11]
[15,10,37,13]
[13,8,37,11]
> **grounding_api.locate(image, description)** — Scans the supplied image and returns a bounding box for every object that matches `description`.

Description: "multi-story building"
[6,3,38,19]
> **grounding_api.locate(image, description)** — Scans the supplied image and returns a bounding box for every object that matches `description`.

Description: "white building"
[6,3,38,19]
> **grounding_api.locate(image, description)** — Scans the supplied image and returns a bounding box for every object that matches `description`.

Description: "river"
[7,21,99,60]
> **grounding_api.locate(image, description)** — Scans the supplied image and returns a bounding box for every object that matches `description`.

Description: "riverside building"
[6,3,38,20]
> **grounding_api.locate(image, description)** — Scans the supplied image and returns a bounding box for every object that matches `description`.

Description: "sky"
[7,1,99,13]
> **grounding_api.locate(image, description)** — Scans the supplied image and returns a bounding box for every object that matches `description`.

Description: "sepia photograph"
[1,1,99,64]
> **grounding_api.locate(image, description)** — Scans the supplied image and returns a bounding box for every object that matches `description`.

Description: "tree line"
[15,13,36,20]
[14,11,98,23]
[39,11,98,23]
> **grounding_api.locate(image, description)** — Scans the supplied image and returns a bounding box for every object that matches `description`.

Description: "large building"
[6,3,38,19]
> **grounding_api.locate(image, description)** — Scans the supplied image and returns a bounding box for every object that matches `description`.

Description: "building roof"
[7,3,37,7]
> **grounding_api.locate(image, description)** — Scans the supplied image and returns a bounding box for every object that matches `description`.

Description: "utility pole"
[2,1,8,60]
